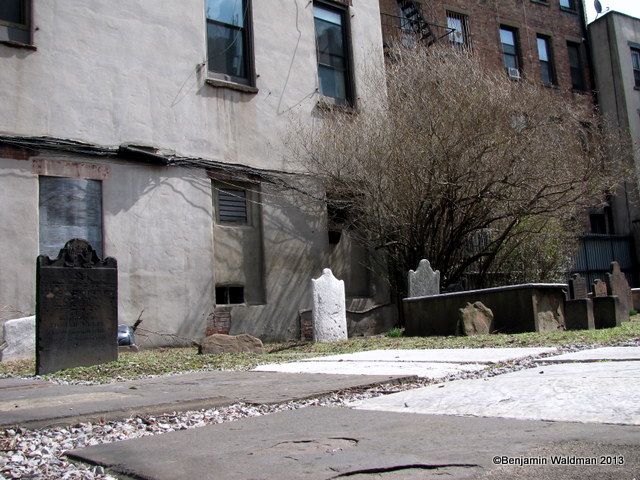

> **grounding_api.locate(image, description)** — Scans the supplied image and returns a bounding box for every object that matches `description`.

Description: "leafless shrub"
[292,45,633,296]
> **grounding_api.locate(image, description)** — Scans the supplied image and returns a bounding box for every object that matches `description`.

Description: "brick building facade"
[380,0,593,98]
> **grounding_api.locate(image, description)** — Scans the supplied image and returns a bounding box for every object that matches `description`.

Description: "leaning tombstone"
[591,279,623,329]
[407,259,440,298]
[605,261,633,320]
[311,268,347,342]
[36,239,118,375]
[564,274,594,330]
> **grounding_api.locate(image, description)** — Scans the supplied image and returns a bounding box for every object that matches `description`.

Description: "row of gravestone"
[407,258,633,332]
[566,262,632,330]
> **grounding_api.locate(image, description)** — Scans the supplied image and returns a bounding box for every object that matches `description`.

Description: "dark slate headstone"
[605,261,633,317]
[592,279,608,298]
[36,239,118,375]
[568,274,588,300]
[564,299,595,330]
[593,297,624,329]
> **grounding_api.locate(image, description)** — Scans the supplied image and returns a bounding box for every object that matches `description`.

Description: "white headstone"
[408,259,440,298]
[0,315,35,363]
[311,268,347,342]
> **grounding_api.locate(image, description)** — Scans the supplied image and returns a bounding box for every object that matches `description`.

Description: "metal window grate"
[446,11,469,47]
[218,188,248,224]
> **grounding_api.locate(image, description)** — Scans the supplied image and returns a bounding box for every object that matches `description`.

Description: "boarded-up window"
[217,188,248,224]
[39,176,103,258]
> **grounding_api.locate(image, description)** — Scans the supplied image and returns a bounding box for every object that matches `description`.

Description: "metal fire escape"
[396,0,436,46]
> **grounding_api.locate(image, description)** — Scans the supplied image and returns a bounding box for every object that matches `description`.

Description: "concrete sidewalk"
[68,406,640,480]
[0,371,408,429]
[254,347,556,377]
[352,358,640,425]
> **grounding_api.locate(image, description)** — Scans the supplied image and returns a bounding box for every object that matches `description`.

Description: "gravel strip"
[2,339,639,479]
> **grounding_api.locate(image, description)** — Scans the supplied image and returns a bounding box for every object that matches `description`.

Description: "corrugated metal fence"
[571,234,638,287]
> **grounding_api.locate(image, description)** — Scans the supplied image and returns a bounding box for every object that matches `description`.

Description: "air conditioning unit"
[507,67,521,80]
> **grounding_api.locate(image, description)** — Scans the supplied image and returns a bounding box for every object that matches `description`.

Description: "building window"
[39,177,104,259]
[216,187,248,224]
[500,27,520,77]
[567,42,585,90]
[0,0,30,45]
[536,35,555,85]
[215,285,245,304]
[206,0,253,85]
[446,11,470,47]
[632,48,640,89]
[314,2,353,105]
[559,0,577,12]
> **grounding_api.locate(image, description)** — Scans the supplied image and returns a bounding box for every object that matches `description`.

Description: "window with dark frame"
[536,35,556,85]
[314,1,353,105]
[215,285,245,305]
[567,42,586,90]
[206,0,253,85]
[0,0,30,45]
[446,11,470,47]
[500,26,520,74]
[632,48,640,89]
[559,0,577,12]
[216,187,248,224]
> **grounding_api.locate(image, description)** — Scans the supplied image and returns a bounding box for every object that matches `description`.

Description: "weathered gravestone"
[0,315,36,362]
[36,239,118,375]
[457,302,494,336]
[605,261,633,318]
[564,274,594,330]
[591,279,625,329]
[407,259,440,298]
[311,268,347,342]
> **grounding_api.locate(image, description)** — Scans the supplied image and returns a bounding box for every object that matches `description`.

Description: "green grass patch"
[1,316,638,384]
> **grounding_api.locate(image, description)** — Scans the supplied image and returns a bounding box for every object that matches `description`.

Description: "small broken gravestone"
[36,239,118,375]
[199,333,264,354]
[407,259,440,298]
[457,302,494,336]
[564,274,594,331]
[605,261,633,317]
[568,273,588,300]
[311,268,347,342]
[0,315,35,362]
[592,279,608,297]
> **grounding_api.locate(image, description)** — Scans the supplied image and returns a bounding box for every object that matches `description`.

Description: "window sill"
[530,0,549,6]
[316,96,357,114]
[572,88,590,94]
[205,77,258,94]
[634,86,640,91]
[560,7,578,14]
[0,39,36,50]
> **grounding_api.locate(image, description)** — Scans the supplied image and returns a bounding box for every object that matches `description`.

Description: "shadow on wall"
[103,164,215,346]
[226,178,329,341]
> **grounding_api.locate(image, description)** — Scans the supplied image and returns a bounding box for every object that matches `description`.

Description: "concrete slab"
[68,407,640,480]
[0,371,408,429]
[352,361,640,425]
[300,347,557,364]
[254,360,486,377]
[541,346,640,363]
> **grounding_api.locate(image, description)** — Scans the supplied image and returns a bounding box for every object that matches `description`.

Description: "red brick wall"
[205,307,231,336]
[379,0,593,100]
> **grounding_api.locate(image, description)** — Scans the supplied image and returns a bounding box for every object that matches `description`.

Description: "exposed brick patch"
[205,307,231,336]
[0,144,33,160]
[300,311,313,341]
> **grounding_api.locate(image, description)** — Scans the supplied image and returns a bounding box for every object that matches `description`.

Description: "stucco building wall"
[0,0,390,343]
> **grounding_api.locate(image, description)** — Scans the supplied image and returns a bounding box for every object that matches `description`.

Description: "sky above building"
[585,0,640,23]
